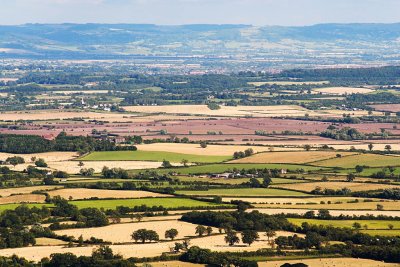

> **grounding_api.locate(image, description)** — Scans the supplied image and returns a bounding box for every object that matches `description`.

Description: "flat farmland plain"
[54,220,214,243]
[259,258,399,267]
[135,143,274,156]
[313,154,400,168]
[274,181,400,193]
[47,188,170,200]
[80,151,230,163]
[176,188,309,197]
[230,151,356,164]
[313,87,375,95]
[124,105,319,117]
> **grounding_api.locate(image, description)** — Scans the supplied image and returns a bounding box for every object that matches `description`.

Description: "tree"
[385,145,392,152]
[78,235,84,247]
[78,161,84,167]
[377,204,384,211]
[241,230,259,246]
[6,156,25,167]
[200,141,207,148]
[355,165,364,173]
[304,144,311,151]
[79,168,95,177]
[206,226,213,236]
[244,148,254,157]
[165,228,179,240]
[92,245,114,260]
[352,222,362,230]
[388,224,394,230]
[134,213,143,222]
[132,229,159,243]
[224,230,239,246]
[317,209,331,219]
[262,176,272,188]
[346,173,356,182]
[265,229,276,241]
[181,159,189,167]
[31,156,37,163]
[162,160,172,168]
[195,225,206,237]
[368,143,374,151]
[249,178,261,188]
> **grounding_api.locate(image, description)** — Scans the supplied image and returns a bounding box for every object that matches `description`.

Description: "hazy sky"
[1,0,399,26]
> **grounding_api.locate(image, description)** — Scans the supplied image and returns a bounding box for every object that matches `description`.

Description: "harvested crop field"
[0,231,298,261]
[313,87,374,95]
[124,105,325,117]
[81,151,229,163]
[369,104,400,112]
[288,218,400,230]
[312,154,400,168]
[254,200,400,211]
[136,143,273,156]
[249,81,329,86]
[0,151,78,162]
[252,208,400,217]
[230,151,356,164]
[35,238,68,246]
[259,258,398,267]
[274,181,400,193]
[176,188,309,197]
[222,197,362,204]
[47,188,170,200]
[43,160,163,174]
[0,110,142,122]
[0,186,62,197]
[0,194,45,204]
[54,220,215,243]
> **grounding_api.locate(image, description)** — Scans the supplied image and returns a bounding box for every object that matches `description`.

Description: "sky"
[0,0,399,26]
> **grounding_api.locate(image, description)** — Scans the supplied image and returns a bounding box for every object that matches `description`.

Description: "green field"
[130,163,326,175]
[80,151,230,163]
[0,198,227,213]
[0,203,53,213]
[175,176,307,185]
[313,154,400,168]
[337,167,400,177]
[70,197,228,209]
[176,188,309,197]
[360,229,400,236]
[289,218,400,231]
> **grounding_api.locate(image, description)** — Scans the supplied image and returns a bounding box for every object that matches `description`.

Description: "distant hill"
[0,23,399,65]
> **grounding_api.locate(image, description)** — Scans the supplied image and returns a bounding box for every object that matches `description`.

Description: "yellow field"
[0,194,45,204]
[313,87,374,95]
[313,153,400,168]
[52,90,110,94]
[0,151,78,163]
[124,105,322,117]
[35,238,68,246]
[252,208,400,217]
[259,258,398,267]
[47,188,169,200]
[54,220,212,243]
[136,143,276,156]
[330,143,400,151]
[0,231,297,261]
[274,181,400,193]
[253,200,400,211]
[0,186,62,197]
[249,81,329,86]
[223,197,362,204]
[40,160,164,174]
[150,261,203,267]
[230,151,356,164]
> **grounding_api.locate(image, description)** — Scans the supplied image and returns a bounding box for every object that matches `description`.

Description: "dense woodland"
[0,132,136,154]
